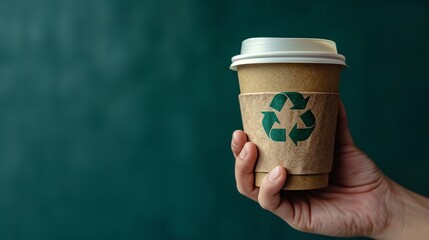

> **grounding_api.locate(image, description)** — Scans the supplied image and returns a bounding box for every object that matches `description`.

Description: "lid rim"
[231,37,347,71]
[232,51,346,62]
[229,57,346,71]
[242,37,336,44]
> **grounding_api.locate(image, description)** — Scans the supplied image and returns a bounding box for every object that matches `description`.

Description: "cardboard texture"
[255,173,329,190]
[236,63,342,190]
[238,63,341,94]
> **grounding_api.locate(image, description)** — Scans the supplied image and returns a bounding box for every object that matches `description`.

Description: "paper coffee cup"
[230,38,346,190]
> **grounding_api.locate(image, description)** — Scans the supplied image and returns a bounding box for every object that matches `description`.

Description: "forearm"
[379,180,429,240]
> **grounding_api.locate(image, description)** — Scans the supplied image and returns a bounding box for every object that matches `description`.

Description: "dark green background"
[0,0,428,239]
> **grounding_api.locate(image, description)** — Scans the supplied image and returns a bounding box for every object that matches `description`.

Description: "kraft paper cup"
[230,38,346,190]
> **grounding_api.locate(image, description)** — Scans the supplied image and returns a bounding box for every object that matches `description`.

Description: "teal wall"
[0,0,428,239]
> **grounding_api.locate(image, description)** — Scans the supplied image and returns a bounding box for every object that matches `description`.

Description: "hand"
[231,100,429,239]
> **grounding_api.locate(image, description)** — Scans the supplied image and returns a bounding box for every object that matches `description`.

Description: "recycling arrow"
[261,92,316,145]
[262,112,286,142]
[269,92,309,111]
[289,109,316,145]
[285,92,310,110]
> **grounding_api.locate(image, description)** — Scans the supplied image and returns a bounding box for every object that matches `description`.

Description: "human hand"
[231,100,429,239]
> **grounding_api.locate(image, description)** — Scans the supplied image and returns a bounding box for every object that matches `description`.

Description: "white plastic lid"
[230,38,346,70]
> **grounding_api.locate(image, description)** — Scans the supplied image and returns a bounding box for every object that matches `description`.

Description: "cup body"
[231,38,346,190]
[237,63,342,190]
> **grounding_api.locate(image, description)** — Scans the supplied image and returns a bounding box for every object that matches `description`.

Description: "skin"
[231,100,429,239]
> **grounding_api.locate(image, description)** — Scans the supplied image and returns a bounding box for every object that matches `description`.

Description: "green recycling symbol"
[261,92,316,145]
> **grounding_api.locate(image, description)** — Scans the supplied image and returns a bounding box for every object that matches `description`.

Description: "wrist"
[377,179,429,240]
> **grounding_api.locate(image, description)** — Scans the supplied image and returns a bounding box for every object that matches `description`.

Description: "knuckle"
[231,139,237,149]
[257,192,269,210]
[237,183,257,201]
[235,159,244,171]
[236,183,248,196]
[231,146,237,157]
[258,199,272,211]
[235,157,248,174]
[231,143,238,154]
[257,185,275,211]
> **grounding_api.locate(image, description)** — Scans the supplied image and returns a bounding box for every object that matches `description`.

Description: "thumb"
[335,99,354,147]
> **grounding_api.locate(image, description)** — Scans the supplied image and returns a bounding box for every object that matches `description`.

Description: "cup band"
[239,92,339,174]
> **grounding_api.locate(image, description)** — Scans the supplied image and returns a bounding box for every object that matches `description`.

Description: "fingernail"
[239,144,248,160]
[232,132,238,146]
[232,132,237,146]
[268,166,280,183]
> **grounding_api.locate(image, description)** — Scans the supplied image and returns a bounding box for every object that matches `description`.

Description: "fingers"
[336,99,354,147]
[231,130,247,158]
[258,166,294,221]
[232,131,293,220]
[235,142,259,201]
